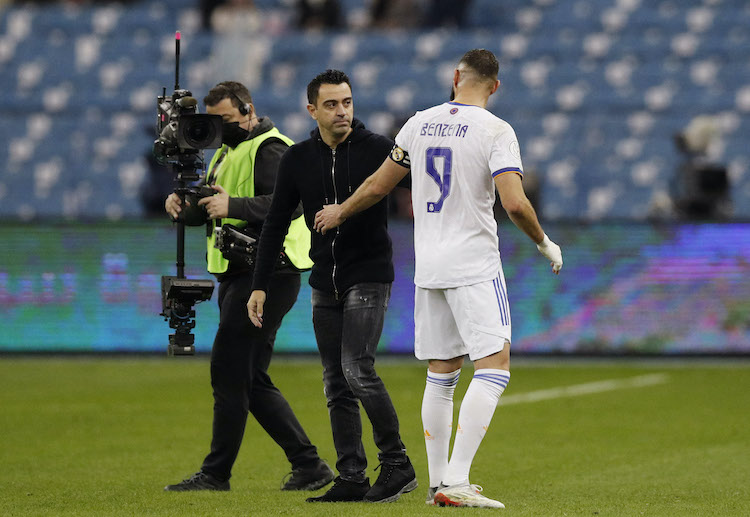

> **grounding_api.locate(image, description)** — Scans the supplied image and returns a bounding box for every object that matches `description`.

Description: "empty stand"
[0,0,747,220]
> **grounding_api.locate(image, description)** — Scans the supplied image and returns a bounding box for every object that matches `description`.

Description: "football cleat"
[425,486,438,505]
[433,483,505,508]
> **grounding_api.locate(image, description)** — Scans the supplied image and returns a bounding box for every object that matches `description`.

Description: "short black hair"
[203,81,252,108]
[307,69,351,105]
[459,49,499,82]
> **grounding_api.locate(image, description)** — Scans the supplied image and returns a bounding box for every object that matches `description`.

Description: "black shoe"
[305,476,370,502]
[164,471,230,492]
[282,460,335,491]
[363,458,418,503]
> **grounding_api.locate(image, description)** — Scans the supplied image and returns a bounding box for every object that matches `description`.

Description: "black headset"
[227,86,251,117]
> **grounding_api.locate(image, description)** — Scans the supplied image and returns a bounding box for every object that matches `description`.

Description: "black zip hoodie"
[252,119,403,296]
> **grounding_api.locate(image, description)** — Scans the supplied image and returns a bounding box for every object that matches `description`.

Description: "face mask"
[222,121,250,148]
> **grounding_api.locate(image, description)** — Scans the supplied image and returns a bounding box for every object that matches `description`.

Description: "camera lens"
[183,119,217,148]
[176,114,223,150]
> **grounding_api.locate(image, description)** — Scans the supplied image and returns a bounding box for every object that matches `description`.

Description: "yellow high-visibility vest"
[205,128,312,274]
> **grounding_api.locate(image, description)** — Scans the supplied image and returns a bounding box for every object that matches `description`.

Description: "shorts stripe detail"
[426,371,460,387]
[473,372,511,389]
[493,276,509,325]
[492,278,505,324]
[497,275,510,325]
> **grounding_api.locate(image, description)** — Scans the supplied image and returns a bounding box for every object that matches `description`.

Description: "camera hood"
[176,113,223,150]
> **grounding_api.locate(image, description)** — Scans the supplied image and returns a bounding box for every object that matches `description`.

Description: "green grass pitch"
[1,357,749,516]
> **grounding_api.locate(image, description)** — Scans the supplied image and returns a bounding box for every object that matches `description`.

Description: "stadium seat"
[1,0,748,220]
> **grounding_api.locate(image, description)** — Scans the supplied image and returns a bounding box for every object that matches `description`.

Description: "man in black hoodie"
[247,70,416,503]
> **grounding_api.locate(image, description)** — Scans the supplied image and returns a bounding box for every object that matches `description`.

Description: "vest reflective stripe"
[205,128,313,274]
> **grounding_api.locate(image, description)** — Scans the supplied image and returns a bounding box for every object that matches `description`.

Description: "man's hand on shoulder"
[314,204,344,235]
[536,234,563,274]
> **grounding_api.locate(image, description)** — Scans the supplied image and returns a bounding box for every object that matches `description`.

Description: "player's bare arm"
[495,173,544,241]
[314,157,409,234]
[495,172,563,274]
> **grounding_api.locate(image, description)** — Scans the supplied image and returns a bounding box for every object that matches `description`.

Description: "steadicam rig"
[154,31,220,356]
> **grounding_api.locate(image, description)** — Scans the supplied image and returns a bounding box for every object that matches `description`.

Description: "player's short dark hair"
[459,49,499,82]
[203,81,252,108]
[307,69,352,105]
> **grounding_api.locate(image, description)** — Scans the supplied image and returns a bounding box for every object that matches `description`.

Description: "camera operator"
[164,81,334,492]
[671,115,731,220]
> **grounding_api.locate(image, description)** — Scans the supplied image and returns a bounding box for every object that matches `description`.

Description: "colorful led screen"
[0,221,748,354]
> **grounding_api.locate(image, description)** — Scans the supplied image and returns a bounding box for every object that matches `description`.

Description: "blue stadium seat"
[1,0,749,220]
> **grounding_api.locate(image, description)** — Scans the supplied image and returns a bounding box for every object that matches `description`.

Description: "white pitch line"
[500,373,669,406]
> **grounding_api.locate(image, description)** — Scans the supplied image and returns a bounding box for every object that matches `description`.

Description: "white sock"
[442,369,510,487]
[421,369,461,489]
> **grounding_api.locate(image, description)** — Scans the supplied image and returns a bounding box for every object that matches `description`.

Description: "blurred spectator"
[369,0,425,29]
[140,126,182,218]
[671,115,731,220]
[209,0,262,34]
[200,0,225,32]
[13,0,139,3]
[423,0,473,28]
[297,0,343,30]
[140,149,176,218]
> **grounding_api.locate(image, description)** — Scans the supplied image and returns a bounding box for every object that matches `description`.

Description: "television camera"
[155,31,221,356]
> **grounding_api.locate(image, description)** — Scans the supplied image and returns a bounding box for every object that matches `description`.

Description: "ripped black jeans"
[312,282,407,483]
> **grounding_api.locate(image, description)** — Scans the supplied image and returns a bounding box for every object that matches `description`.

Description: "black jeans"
[312,282,407,483]
[201,271,320,481]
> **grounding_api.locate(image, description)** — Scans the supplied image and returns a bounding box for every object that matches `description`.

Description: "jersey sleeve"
[388,144,411,169]
[489,125,524,179]
[394,115,414,151]
[391,116,415,168]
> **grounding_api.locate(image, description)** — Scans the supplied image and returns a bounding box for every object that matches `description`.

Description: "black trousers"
[312,283,407,483]
[201,270,320,481]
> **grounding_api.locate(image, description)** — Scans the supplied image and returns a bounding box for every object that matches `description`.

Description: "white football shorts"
[414,272,511,361]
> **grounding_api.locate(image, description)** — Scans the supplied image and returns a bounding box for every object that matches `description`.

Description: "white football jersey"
[394,102,523,288]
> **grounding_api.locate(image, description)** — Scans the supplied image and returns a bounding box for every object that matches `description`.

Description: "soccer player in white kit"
[314,49,563,508]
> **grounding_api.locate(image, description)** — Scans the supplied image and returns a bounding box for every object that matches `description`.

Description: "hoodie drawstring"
[346,140,352,194]
[317,138,330,205]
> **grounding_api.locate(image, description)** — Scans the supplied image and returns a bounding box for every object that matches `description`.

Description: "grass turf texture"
[1,357,749,516]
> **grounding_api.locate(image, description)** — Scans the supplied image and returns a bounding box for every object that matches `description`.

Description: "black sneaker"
[363,458,418,503]
[305,476,370,502]
[281,460,335,491]
[164,471,230,492]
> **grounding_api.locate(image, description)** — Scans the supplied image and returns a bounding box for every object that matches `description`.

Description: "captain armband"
[389,145,411,168]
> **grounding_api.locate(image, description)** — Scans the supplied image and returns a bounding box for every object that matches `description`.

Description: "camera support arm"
[155,31,220,356]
